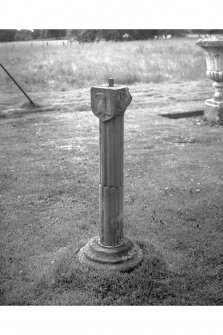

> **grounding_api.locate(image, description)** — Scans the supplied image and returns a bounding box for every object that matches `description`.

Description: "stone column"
[78,79,143,271]
[196,37,223,125]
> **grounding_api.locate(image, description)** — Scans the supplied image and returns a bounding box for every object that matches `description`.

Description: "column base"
[78,236,143,271]
[204,99,223,125]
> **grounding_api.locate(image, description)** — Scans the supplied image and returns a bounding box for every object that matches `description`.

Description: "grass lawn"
[0,37,206,92]
[0,38,223,305]
[1,78,223,305]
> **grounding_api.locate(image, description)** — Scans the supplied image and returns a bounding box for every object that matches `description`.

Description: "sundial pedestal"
[78,79,143,271]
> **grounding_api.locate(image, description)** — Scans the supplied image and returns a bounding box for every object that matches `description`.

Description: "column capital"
[91,85,132,122]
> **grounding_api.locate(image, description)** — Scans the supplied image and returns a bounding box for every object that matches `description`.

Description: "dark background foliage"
[1,29,223,43]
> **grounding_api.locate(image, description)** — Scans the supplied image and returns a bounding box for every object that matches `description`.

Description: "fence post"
[78,78,143,271]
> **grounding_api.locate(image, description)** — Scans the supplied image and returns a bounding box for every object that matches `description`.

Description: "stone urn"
[196,36,223,125]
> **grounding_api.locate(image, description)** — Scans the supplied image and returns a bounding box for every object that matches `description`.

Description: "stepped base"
[78,236,143,271]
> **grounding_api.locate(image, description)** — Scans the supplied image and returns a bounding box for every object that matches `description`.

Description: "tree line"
[0,29,222,43]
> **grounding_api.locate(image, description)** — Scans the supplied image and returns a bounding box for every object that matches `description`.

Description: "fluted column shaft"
[90,81,132,247]
[78,79,143,271]
[99,115,124,246]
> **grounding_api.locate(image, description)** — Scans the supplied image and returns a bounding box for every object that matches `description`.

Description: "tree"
[43,30,67,39]
[67,30,98,43]
[66,29,160,43]
[31,29,67,40]
[0,30,17,42]
[14,30,33,41]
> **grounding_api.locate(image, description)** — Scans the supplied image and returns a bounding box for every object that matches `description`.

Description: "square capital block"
[91,85,132,122]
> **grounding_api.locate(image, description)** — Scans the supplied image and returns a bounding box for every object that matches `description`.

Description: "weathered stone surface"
[196,37,223,125]
[99,115,124,187]
[99,185,123,246]
[205,98,223,124]
[78,80,143,271]
[78,236,143,271]
[91,86,132,123]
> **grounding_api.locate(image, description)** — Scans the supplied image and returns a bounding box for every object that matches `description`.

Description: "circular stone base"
[78,236,143,271]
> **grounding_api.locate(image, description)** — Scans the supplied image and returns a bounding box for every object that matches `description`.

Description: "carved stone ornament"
[91,86,132,122]
[196,37,223,85]
[196,36,223,124]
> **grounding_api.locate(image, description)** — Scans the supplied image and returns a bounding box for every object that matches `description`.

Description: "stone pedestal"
[78,79,143,271]
[196,37,223,125]
[204,98,223,125]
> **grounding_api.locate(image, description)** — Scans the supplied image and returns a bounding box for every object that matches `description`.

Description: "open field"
[0,38,206,93]
[0,39,223,305]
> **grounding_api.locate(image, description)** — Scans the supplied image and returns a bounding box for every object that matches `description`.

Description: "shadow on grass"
[159,110,204,119]
[0,101,56,119]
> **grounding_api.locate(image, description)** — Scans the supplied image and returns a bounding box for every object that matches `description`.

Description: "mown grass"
[1,38,222,306]
[1,80,223,305]
[0,38,206,92]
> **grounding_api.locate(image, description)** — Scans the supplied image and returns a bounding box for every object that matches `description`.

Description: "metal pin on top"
[108,78,114,87]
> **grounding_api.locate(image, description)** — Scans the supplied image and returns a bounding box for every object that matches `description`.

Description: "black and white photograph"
[0,1,222,334]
